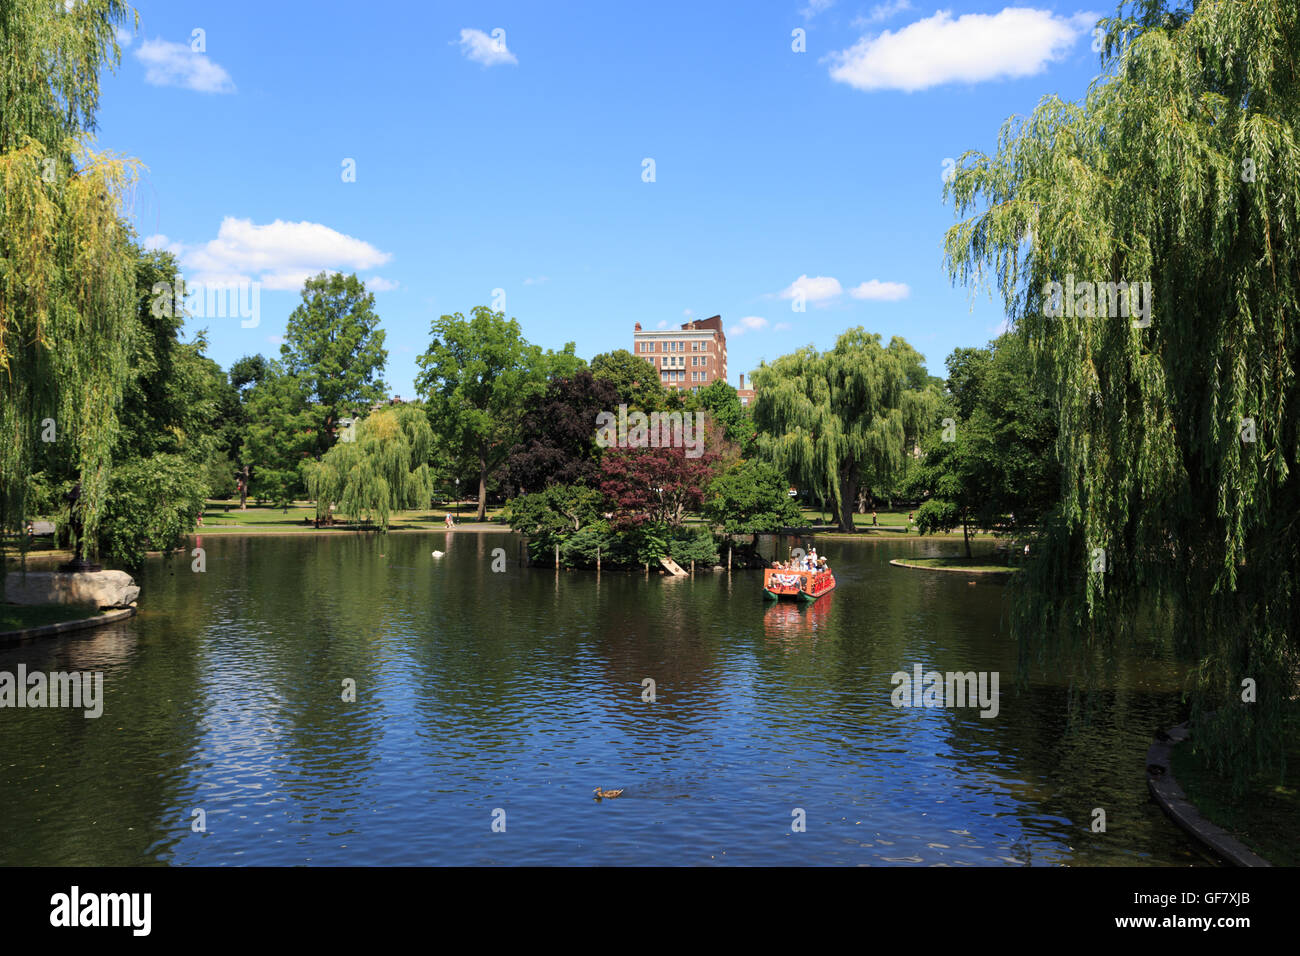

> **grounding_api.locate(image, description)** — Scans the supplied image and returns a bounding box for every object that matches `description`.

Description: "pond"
[0,532,1206,865]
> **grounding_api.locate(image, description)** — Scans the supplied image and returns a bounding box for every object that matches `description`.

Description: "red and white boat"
[762,567,836,602]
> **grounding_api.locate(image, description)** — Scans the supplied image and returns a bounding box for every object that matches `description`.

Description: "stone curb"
[887,558,1017,577]
[1146,722,1272,867]
[0,606,136,647]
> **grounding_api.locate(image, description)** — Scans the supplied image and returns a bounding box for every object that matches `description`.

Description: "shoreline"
[0,605,137,647]
[1146,722,1273,867]
[888,558,1018,577]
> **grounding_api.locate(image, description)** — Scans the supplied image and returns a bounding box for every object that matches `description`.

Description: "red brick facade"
[632,315,728,393]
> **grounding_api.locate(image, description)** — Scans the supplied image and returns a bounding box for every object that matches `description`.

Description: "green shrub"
[559,523,614,567]
[96,454,207,566]
[668,525,719,565]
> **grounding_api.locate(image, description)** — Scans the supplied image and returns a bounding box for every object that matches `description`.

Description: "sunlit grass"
[0,603,101,632]
[893,556,1018,573]
[194,500,507,533]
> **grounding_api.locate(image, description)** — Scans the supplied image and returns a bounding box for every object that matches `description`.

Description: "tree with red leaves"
[599,446,718,528]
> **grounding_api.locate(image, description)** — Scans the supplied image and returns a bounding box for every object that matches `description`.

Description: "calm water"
[0,532,1206,866]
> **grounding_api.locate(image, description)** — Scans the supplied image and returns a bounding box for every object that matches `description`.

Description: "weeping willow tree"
[304,404,434,531]
[1,0,139,562]
[751,329,922,531]
[943,0,1299,783]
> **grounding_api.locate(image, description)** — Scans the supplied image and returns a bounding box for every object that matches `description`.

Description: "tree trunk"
[476,448,488,521]
[837,466,859,533]
[963,510,972,558]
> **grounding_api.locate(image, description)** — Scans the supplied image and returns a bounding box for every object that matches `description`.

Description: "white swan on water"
[431,551,444,558]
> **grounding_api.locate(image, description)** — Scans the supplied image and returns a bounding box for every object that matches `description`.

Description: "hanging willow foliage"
[1,0,137,557]
[0,138,139,555]
[943,0,1299,784]
[304,404,434,531]
[751,330,923,531]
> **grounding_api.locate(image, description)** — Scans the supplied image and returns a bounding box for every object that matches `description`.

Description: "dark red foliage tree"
[599,446,719,528]
[503,370,621,497]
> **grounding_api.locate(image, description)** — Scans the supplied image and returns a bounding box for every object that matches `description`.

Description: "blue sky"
[96,0,1106,397]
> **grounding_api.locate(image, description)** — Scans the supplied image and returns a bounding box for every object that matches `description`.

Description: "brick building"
[736,373,755,407]
[632,315,727,393]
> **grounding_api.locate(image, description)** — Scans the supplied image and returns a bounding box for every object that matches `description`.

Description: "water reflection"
[0,532,1205,866]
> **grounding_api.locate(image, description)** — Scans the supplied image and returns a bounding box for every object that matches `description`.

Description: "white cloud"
[115,26,133,47]
[366,276,400,292]
[135,37,236,93]
[522,276,549,285]
[778,274,843,305]
[458,28,517,67]
[849,279,910,301]
[177,217,391,289]
[142,233,184,256]
[728,316,770,337]
[854,0,912,26]
[801,0,835,19]
[829,8,1097,93]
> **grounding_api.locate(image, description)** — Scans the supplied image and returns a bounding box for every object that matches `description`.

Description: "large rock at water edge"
[4,570,140,609]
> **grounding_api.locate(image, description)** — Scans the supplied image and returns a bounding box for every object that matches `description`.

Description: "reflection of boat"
[763,590,834,647]
[762,568,835,602]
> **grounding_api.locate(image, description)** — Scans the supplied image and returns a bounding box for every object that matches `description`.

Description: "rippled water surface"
[0,532,1205,865]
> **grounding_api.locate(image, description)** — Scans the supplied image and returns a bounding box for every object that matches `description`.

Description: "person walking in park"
[445,513,455,528]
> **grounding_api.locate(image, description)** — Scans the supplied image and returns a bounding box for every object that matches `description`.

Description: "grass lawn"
[1170,708,1300,866]
[194,500,508,533]
[796,507,999,538]
[893,556,1020,573]
[0,603,102,632]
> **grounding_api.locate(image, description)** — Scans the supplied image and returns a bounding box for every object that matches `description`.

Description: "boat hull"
[762,568,835,602]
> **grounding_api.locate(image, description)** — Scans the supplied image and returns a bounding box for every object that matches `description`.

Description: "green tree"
[304,404,433,531]
[241,364,316,508]
[751,330,924,532]
[943,0,1300,782]
[702,459,804,541]
[96,454,207,568]
[501,484,608,563]
[118,249,242,472]
[687,379,756,457]
[0,0,138,562]
[590,349,668,411]
[281,272,388,457]
[909,335,1058,555]
[415,306,572,520]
